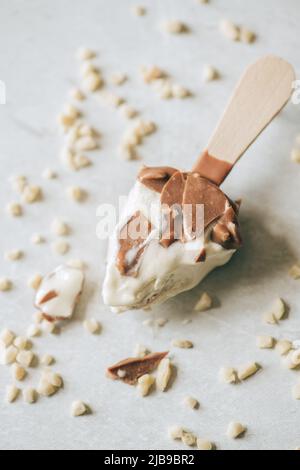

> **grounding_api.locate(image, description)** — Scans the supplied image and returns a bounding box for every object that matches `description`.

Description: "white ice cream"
[103,182,236,311]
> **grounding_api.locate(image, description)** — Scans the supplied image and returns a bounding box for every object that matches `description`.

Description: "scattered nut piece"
[6,385,20,403]
[83,71,103,92]
[41,354,55,366]
[156,358,172,392]
[263,312,278,325]
[14,336,30,350]
[83,318,101,334]
[42,369,63,388]
[182,431,197,447]
[137,374,155,397]
[52,241,70,256]
[283,351,299,370]
[0,329,15,348]
[76,136,99,151]
[120,104,138,120]
[17,350,34,368]
[270,298,287,321]
[238,362,260,381]
[67,186,87,202]
[226,422,247,439]
[5,249,23,261]
[184,396,199,409]
[132,5,146,16]
[156,318,169,327]
[219,367,237,384]
[292,383,300,400]
[203,65,219,82]
[0,278,13,292]
[28,274,43,290]
[194,292,213,312]
[289,264,300,279]
[141,66,167,84]
[42,168,57,179]
[257,336,275,349]
[22,185,42,203]
[52,219,70,237]
[27,324,41,338]
[133,344,149,358]
[111,73,128,86]
[197,438,214,451]
[275,340,292,356]
[169,426,184,440]
[2,346,18,365]
[291,349,300,366]
[172,339,193,349]
[23,388,37,404]
[172,84,191,99]
[10,175,27,193]
[37,377,57,397]
[71,400,89,417]
[7,202,23,217]
[11,363,27,381]
[220,19,240,41]
[70,88,86,101]
[77,47,96,61]
[240,28,256,44]
[31,233,45,245]
[162,20,189,34]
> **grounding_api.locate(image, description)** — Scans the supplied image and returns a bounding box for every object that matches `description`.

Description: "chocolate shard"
[117,211,152,276]
[138,166,178,193]
[107,351,169,385]
[211,206,242,249]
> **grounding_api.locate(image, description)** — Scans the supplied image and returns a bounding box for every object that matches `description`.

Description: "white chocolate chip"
[28,274,43,290]
[22,185,42,203]
[2,345,18,365]
[194,292,213,312]
[0,329,15,348]
[156,358,172,392]
[17,350,34,368]
[219,367,237,384]
[71,400,89,417]
[197,438,214,451]
[172,339,193,349]
[11,363,27,381]
[257,336,275,349]
[6,385,20,403]
[137,374,155,397]
[6,202,23,217]
[23,388,37,404]
[275,340,292,356]
[238,362,260,381]
[83,319,101,334]
[226,422,246,439]
[184,396,199,409]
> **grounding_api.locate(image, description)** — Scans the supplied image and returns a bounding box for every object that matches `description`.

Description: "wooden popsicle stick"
[193,56,295,186]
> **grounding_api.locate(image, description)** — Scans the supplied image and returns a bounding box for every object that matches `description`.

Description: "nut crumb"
[238,362,260,381]
[0,278,13,292]
[292,383,300,400]
[141,66,167,84]
[71,400,89,417]
[257,335,275,349]
[137,374,155,397]
[197,438,214,451]
[220,19,240,41]
[52,219,70,237]
[6,385,20,403]
[226,422,247,439]
[77,47,96,61]
[17,350,34,368]
[41,354,55,366]
[28,274,43,290]
[162,20,189,34]
[22,185,43,204]
[27,324,41,338]
[0,329,15,348]
[169,426,184,440]
[52,240,70,256]
[133,344,149,358]
[184,396,199,409]
[181,431,197,447]
[42,168,57,179]
[6,202,23,217]
[194,292,212,312]
[67,186,87,202]
[11,363,27,381]
[14,336,30,350]
[289,264,300,279]
[132,5,146,17]
[240,28,256,44]
[172,339,193,349]
[5,249,23,261]
[2,345,18,365]
[275,340,292,356]
[111,73,128,86]
[70,88,86,101]
[219,367,237,384]
[10,175,27,193]
[83,318,101,334]
[203,65,219,82]
[156,358,172,392]
[23,388,38,404]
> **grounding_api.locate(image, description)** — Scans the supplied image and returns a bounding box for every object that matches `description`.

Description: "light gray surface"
[0,0,300,451]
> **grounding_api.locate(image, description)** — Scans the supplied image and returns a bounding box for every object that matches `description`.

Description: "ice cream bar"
[103,56,295,312]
